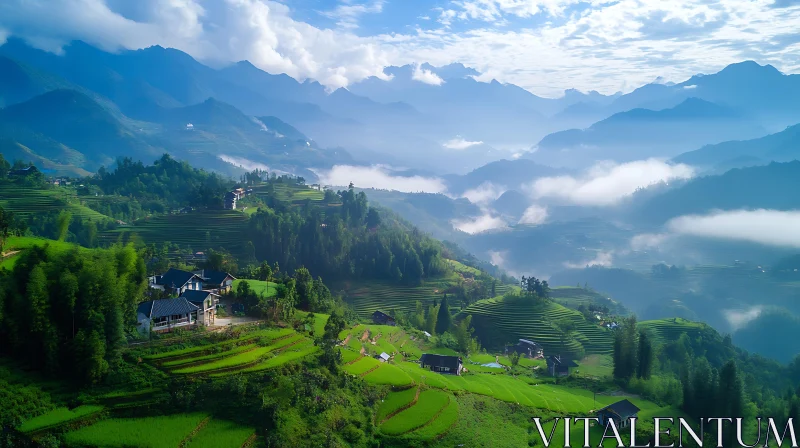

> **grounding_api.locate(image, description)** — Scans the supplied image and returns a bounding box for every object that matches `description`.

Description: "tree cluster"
[0,244,147,385]
[612,316,653,381]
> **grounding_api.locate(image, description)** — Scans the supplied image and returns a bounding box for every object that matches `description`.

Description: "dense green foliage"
[0,243,146,384]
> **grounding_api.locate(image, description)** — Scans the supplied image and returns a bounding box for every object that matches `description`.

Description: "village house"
[149,268,205,295]
[596,399,640,429]
[376,352,391,363]
[9,166,39,176]
[179,290,220,326]
[546,355,578,377]
[505,339,544,359]
[224,191,238,210]
[193,269,237,293]
[371,310,396,326]
[136,297,201,333]
[420,354,463,375]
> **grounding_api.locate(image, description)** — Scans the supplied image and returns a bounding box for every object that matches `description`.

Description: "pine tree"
[435,295,452,335]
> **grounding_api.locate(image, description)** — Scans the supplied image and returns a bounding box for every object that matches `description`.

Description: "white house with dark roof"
[137,297,201,333]
[149,268,204,295]
[179,290,220,326]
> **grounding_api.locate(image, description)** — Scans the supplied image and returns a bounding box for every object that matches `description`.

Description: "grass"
[186,419,254,448]
[380,390,451,435]
[171,334,304,374]
[64,413,208,448]
[227,343,320,375]
[362,364,415,387]
[161,344,258,368]
[18,405,104,433]
[377,388,418,422]
[344,356,381,375]
[576,354,614,378]
[410,397,459,439]
[1,236,85,269]
[433,394,531,448]
[232,279,278,298]
[142,327,293,360]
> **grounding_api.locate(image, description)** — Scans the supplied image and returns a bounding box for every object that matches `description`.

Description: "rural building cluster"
[137,268,236,332]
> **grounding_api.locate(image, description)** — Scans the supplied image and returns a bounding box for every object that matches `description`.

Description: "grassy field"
[461,296,613,357]
[99,210,250,259]
[17,405,104,433]
[1,236,86,270]
[185,419,254,448]
[380,389,451,436]
[64,413,209,448]
[232,279,278,298]
[377,387,418,422]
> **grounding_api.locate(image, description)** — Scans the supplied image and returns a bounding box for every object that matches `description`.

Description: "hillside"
[673,123,800,170]
[532,98,767,166]
[460,295,614,357]
[626,160,800,225]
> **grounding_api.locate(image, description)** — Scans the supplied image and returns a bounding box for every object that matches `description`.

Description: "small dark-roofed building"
[194,269,236,292]
[179,290,220,326]
[137,297,200,333]
[546,355,578,377]
[10,166,39,176]
[506,338,544,359]
[596,399,640,428]
[420,354,463,375]
[372,310,396,326]
[224,191,237,210]
[150,268,204,295]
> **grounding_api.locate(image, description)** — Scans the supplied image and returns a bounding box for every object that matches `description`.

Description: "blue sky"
[0,0,799,97]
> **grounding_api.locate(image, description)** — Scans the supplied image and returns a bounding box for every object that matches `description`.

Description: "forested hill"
[0,153,499,287]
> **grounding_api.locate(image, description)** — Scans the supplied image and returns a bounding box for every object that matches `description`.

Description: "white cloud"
[318,0,385,29]
[563,251,614,269]
[315,164,447,193]
[442,136,484,150]
[683,84,698,89]
[666,209,800,248]
[723,306,764,331]
[528,159,695,206]
[0,0,391,90]
[461,182,506,205]
[630,232,671,250]
[411,62,445,85]
[518,204,548,225]
[452,213,507,234]
[219,154,270,171]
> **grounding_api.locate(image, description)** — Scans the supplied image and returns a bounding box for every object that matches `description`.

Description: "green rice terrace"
[337,275,461,317]
[333,321,665,442]
[638,318,711,344]
[99,210,250,257]
[460,296,614,357]
[0,182,112,222]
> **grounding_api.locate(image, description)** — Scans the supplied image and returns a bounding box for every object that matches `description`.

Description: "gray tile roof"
[193,270,235,285]
[138,297,200,320]
[156,268,202,289]
[420,354,462,370]
[180,289,219,306]
[598,399,641,419]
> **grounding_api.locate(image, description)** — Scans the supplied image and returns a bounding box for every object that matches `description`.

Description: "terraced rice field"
[461,298,613,356]
[340,276,459,317]
[18,405,104,433]
[63,413,209,448]
[249,183,327,206]
[638,318,709,344]
[185,419,255,448]
[99,210,249,258]
[144,326,318,377]
[0,183,113,222]
[377,387,419,422]
[380,390,452,436]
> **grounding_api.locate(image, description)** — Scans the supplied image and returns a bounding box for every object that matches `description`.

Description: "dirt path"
[0,250,20,259]
[178,416,211,448]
